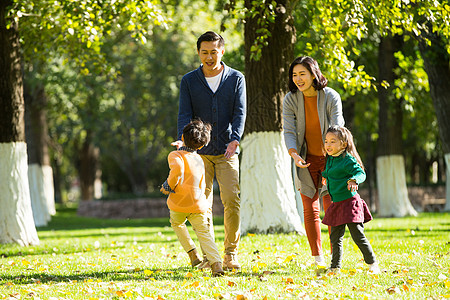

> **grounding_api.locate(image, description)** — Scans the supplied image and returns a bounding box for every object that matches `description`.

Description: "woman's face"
[292,64,316,96]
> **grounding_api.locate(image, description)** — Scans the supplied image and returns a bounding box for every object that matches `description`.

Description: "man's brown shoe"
[223,254,241,270]
[197,255,211,269]
[211,261,225,277]
[187,249,202,267]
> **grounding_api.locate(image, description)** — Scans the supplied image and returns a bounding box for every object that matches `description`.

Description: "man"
[174,31,246,270]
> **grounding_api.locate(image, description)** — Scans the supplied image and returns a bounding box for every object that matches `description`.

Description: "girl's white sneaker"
[368,262,381,274]
[314,255,326,267]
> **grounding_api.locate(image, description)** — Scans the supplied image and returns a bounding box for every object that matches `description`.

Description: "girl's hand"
[347,180,358,192]
[292,153,310,168]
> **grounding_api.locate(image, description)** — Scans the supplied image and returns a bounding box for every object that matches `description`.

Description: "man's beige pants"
[201,154,240,255]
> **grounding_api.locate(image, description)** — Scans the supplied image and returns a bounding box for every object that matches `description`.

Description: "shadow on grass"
[0,268,194,284]
[37,207,224,232]
[0,207,225,258]
[0,266,257,285]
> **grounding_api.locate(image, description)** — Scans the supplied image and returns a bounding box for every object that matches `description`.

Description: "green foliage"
[290,0,450,94]
[9,0,169,74]
[41,0,246,197]
[0,209,449,299]
[290,0,445,184]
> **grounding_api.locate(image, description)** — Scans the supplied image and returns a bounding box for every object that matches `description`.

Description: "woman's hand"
[292,153,310,168]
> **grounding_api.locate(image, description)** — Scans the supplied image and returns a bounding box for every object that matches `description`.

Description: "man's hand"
[291,153,310,168]
[171,140,183,149]
[225,140,239,159]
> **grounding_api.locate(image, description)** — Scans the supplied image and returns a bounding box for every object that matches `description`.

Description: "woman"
[282,56,345,266]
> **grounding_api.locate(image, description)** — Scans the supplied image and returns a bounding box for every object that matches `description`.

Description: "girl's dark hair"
[182,119,212,150]
[288,56,328,93]
[326,125,364,169]
[197,31,225,51]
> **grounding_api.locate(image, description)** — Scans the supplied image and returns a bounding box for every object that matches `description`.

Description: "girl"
[282,56,345,266]
[321,125,380,274]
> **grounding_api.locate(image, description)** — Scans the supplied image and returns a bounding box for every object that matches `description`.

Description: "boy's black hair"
[183,119,212,150]
[196,31,225,51]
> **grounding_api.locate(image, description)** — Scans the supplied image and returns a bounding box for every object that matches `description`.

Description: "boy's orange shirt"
[166,150,211,213]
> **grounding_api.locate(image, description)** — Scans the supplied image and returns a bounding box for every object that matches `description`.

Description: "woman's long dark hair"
[288,56,328,93]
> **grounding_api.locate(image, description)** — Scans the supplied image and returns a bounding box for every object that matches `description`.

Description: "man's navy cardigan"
[177,62,246,156]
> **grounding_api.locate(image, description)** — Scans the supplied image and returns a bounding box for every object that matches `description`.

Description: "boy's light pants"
[170,210,222,264]
[201,154,241,255]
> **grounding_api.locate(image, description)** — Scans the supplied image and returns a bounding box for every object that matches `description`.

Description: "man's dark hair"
[183,119,212,150]
[197,31,225,51]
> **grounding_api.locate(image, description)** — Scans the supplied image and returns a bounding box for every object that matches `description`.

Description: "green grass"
[0,207,449,299]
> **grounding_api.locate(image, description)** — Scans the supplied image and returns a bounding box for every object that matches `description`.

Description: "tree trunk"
[0,1,39,245]
[24,78,55,226]
[418,31,450,211]
[241,0,304,234]
[376,35,417,217]
[78,132,102,201]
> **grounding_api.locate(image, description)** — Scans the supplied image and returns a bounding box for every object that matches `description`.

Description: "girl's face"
[292,64,316,96]
[324,132,346,156]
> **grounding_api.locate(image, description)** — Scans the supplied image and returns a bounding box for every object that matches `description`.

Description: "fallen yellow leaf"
[191,281,200,287]
[284,277,294,284]
[228,281,236,287]
[444,280,450,288]
[284,255,294,263]
[144,270,153,276]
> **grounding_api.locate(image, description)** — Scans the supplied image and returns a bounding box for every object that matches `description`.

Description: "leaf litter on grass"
[1,212,450,299]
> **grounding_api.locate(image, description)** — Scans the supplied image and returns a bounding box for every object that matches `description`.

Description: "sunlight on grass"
[0,209,449,299]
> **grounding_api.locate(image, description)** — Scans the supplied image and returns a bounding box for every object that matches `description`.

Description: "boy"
[161,120,224,276]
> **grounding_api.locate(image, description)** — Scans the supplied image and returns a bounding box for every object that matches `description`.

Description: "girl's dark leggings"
[330,222,376,269]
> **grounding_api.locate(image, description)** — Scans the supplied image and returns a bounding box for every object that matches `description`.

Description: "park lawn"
[0,207,449,300]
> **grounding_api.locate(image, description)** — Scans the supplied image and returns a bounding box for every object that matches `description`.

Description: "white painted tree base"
[444,153,450,212]
[240,131,305,235]
[376,155,417,217]
[28,164,55,227]
[0,142,39,246]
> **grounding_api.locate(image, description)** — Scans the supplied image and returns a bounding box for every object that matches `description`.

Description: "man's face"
[198,40,224,76]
